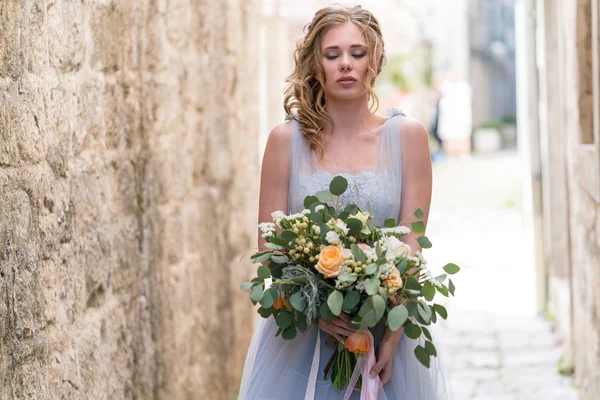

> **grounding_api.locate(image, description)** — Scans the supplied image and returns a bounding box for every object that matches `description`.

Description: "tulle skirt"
[238,317,453,400]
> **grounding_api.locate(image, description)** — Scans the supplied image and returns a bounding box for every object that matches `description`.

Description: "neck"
[324,94,374,137]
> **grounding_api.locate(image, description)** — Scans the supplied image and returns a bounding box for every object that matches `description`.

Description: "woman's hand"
[370,328,403,385]
[318,312,356,344]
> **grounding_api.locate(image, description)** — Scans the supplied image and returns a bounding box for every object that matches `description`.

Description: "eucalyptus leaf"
[250,285,264,302]
[384,218,396,228]
[396,258,408,275]
[387,305,409,331]
[327,290,344,316]
[434,274,447,284]
[276,311,293,329]
[290,291,307,312]
[269,237,290,248]
[257,307,272,318]
[346,219,363,238]
[257,266,271,280]
[280,230,297,243]
[449,279,456,296]
[417,301,432,324]
[405,277,421,291]
[421,282,436,301]
[264,242,284,250]
[406,301,419,317]
[364,263,377,275]
[430,305,437,323]
[417,236,432,249]
[239,282,253,291]
[329,175,349,196]
[375,241,382,258]
[414,208,424,219]
[358,299,372,317]
[361,309,378,328]
[443,263,460,275]
[365,277,380,296]
[436,285,449,297]
[433,304,448,319]
[425,341,437,356]
[304,195,320,208]
[350,243,366,263]
[320,302,333,322]
[251,252,272,264]
[422,326,432,341]
[404,322,422,339]
[259,287,278,308]
[282,326,297,340]
[411,221,425,233]
[271,254,290,264]
[414,345,431,368]
[315,190,338,204]
[373,294,385,322]
[342,291,361,310]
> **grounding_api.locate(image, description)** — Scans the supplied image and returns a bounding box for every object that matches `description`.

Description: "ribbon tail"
[343,354,364,400]
[304,328,320,400]
[361,330,380,400]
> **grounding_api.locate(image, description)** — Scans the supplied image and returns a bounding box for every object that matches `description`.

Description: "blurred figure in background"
[437,72,473,158]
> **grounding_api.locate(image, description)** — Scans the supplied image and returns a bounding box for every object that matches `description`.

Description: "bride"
[239,5,452,399]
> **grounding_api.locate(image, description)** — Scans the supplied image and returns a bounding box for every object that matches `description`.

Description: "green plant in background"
[501,115,517,126]
[478,121,502,130]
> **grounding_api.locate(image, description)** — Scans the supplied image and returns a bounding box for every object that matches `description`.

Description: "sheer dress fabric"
[238,109,453,400]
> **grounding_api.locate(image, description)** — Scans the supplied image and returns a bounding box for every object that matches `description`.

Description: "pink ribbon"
[343,329,380,400]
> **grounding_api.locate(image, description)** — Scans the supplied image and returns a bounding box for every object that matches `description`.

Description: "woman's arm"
[257,122,293,251]
[398,118,433,256]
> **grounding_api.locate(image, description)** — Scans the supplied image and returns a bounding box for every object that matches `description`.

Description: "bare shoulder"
[399,117,428,143]
[265,120,293,154]
[397,117,431,161]
[262,120,294,174]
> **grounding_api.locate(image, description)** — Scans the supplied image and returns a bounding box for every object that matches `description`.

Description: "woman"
[239,5,452,399]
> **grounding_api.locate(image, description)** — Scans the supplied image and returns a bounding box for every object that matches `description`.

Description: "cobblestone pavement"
[424,151,579,400]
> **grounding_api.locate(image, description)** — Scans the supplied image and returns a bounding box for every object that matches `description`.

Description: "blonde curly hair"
[283,5,386,156]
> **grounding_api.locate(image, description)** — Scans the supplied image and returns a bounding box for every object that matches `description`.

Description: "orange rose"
[384,266,403,289]
[345,331,370,354]
[273,291,290,310]
[316,245,344,278]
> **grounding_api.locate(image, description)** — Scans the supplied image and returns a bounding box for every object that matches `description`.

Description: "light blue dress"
[239,109,453,400]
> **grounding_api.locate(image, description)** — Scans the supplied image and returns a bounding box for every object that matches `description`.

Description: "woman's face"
[320,22,370,101]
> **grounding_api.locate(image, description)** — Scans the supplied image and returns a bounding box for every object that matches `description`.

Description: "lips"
[337,76,357,82]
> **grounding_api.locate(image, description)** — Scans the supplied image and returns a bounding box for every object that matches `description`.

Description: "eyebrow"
[323,45,367,51]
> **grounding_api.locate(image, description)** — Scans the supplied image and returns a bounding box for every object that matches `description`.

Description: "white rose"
[335,219,349,235]
[325,231,341,245]
[384,236,411,261]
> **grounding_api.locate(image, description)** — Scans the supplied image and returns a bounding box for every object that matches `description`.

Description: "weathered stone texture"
[0,0,258,399]
[543,0,600,398]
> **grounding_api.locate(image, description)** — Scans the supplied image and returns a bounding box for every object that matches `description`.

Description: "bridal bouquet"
[240,175,459,395]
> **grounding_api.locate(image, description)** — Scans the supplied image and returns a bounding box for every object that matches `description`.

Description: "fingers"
[380,361,393,385]
[337,312,351,322]
[318,319,346,344]
[328,318,356,337]
[370,356,387,379]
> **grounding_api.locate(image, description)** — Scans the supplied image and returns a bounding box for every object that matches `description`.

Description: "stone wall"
[0,0,258,399]
[537,0,600,397]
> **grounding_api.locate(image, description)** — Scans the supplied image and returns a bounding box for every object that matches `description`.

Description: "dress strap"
[386,107,407,118]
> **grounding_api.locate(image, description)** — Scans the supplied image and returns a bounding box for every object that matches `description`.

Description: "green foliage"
[387,305,408,331]
[327,291,343,316]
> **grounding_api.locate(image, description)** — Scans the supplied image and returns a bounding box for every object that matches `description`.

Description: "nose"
[340,53,352,71]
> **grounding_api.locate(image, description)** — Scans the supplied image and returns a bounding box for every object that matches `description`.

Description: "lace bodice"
[287,108,407,226]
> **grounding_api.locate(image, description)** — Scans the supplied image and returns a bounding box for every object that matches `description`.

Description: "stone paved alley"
[426,151,579,400]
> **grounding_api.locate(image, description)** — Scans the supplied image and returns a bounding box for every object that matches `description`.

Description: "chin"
[327,87,368,102]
